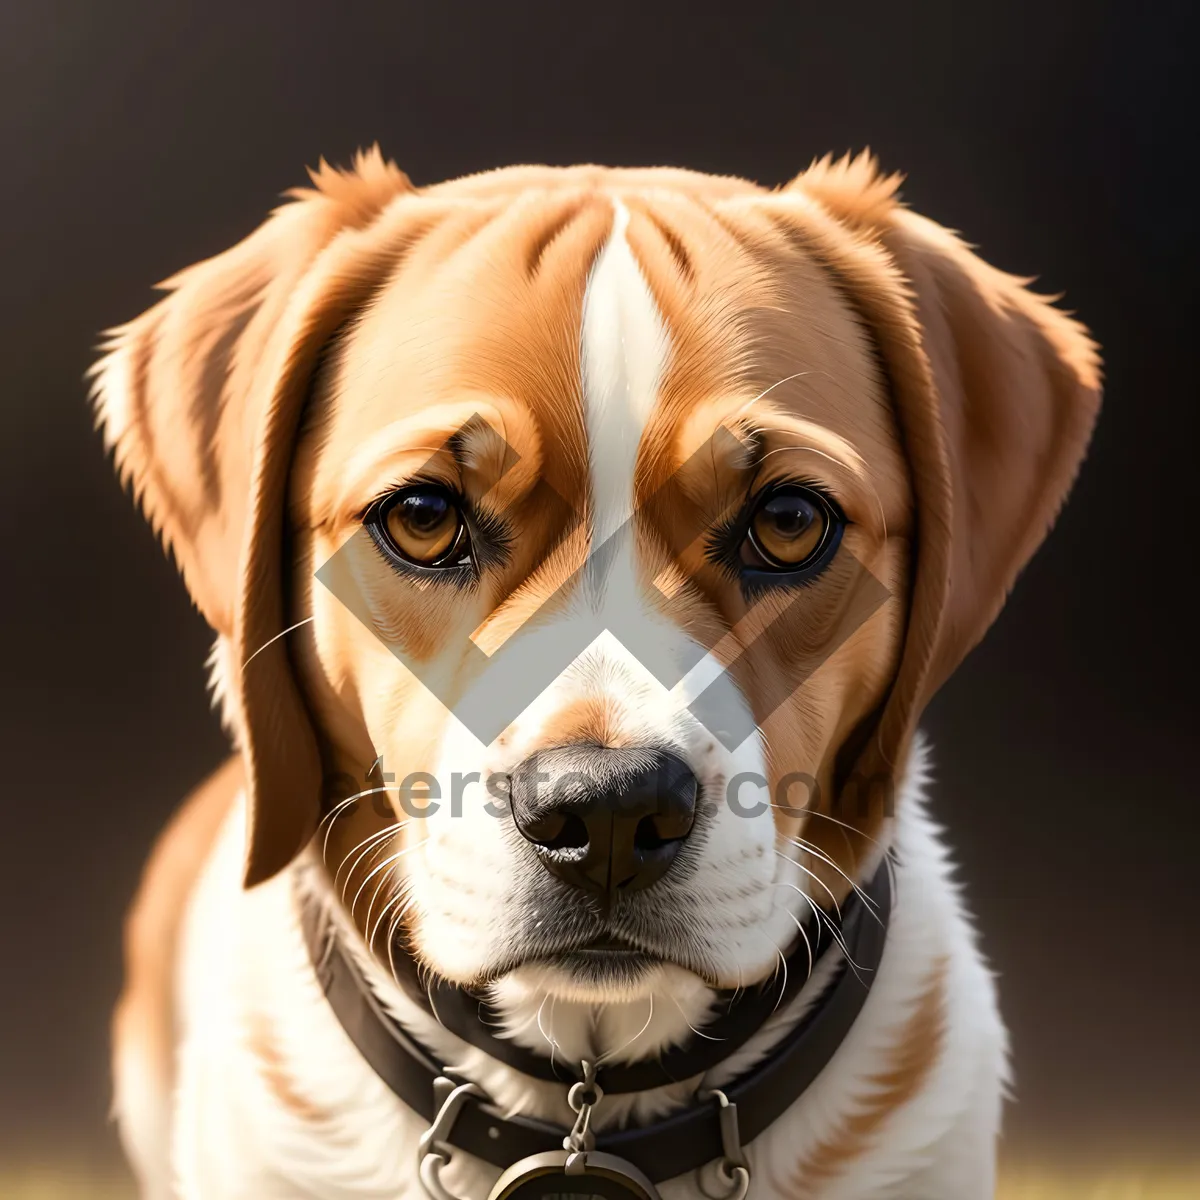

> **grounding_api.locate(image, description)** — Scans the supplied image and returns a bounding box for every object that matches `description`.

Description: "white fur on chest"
[166,744,1007,1200]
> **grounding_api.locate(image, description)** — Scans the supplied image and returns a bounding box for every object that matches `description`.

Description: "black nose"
[509,746,698,906]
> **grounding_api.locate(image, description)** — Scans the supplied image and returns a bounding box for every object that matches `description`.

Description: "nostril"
[523,811,590,852]
[634,815,672,853]
[546,813,590,852]
[520,810,564,845]
[633,811,691,859]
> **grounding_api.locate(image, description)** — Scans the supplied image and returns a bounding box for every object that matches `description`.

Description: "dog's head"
[93,150,1099,1025]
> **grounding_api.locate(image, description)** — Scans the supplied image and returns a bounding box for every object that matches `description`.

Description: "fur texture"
[100,151,1099,1199]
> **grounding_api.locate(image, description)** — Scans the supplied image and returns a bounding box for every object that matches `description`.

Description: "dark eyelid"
[359,476,458,524]
[703,479,845,590]
[745,472,846,515]
[363,481,513,580]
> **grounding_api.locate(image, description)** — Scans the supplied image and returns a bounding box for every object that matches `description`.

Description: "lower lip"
[555,947,657,972]
[580,938,642,953]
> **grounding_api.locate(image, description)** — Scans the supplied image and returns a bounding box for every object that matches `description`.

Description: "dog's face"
[288,178,910,1001]
[93,153,1100,1029]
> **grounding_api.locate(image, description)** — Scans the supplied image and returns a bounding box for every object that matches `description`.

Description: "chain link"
[696,1089,751,1200]
[563,1059,602,1155]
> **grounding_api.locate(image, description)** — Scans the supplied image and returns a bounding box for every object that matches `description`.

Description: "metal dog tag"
[487,1062,660,1200]
[486,1149,661,1200]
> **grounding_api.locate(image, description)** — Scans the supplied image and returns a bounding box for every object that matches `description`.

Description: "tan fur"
[538,696,627,748]
[112,757,241,1166]
[795,149,905,231]
[783,957,948,1195]
[95,152,1099,892]
[624,193,913,900]
[99,151,1099,1198]
[245,1010,331,1125]
[286,175,913,944]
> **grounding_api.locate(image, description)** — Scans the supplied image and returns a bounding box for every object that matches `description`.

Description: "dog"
[96,149,1100,1200]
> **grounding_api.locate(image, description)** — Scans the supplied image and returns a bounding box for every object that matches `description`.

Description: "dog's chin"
[491,952,709,1008]
[531,949,660,1002]
[493,929,715,1002]
[486,957,718,1067]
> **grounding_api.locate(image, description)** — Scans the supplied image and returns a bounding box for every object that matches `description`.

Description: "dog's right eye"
[367,484,470,569]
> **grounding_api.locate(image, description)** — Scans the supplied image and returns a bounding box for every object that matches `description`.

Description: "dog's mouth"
[577,933,645,953]
[533,933,663,987]
[454,900,722,989]
[497,928,709,988]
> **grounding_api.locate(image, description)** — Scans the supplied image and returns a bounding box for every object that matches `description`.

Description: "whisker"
[735,364,890,544]
[735,370,817,414]
[364,853,405,939]
[242,616,315,668]
[319,796,364,856]
[665,989,726,1042]
[320,786,399,859]
[333,822,406,895]
[788,882,863,977]
[783,835,883,924]
[426,976,446,1032]
[756,442,889,543]
[768,803,888,852]
[473,1001,521,1034]
[319,783,397,830]
[486,989,549,1039]
[367,883,405,945]
[349,849,406,916]
[776,900,814,981]
[364,835,427,942]
[596,994,655,1065]
[752,925,789,1010]
[368,884,410,949]
[771,938,788,1011]
[774,863,870,981]
[535,994,561,1066]
[549,996,561,1072]
[349,837,426,918]
[799,893,868,985]
[778,831,879,915]
[773,846,843,919]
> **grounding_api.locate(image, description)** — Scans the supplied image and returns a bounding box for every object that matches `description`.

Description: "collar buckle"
[697,1089,751,1200]
[418,1076,486,1200]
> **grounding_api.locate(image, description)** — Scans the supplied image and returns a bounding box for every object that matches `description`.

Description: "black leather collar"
[300,857,892,1184]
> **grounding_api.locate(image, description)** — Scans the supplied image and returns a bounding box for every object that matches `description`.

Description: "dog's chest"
[170,776,997,1200]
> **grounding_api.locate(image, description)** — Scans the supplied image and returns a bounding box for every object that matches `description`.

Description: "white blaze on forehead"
[581,201,670,548]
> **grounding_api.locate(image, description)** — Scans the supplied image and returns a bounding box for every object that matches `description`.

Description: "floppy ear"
[880,204,1103,698]
[785,153,1101,851]
[91,148,415,886]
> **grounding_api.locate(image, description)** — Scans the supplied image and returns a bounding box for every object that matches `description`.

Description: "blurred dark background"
[1,0,1196,1176]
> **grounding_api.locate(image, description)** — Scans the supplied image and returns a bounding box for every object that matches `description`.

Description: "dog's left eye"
[368,485,470,568]
[739,485,842,575]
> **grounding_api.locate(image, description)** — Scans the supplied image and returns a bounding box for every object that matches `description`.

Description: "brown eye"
[379,485,465,565]
[745,487,833,568]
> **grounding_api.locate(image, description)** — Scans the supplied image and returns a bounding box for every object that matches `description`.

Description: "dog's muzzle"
[508,746,698,908]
